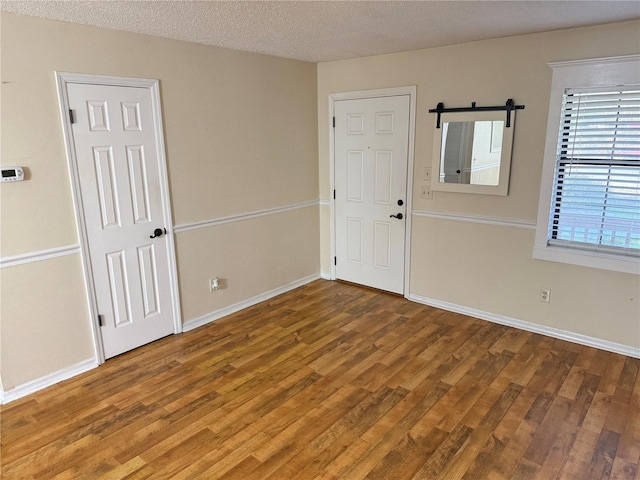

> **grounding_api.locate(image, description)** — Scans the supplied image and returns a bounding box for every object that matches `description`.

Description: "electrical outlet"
[420,185,432,200]
[209,277,220,292]
[539,287,551,303]
[423,167,432,181]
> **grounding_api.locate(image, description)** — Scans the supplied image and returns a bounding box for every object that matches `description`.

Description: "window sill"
[533,244,640,275]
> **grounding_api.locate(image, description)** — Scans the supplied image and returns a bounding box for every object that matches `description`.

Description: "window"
[550,87,640,253]
[534,55,640,274]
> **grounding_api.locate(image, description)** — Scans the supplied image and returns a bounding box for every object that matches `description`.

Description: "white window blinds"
[549,86,640,256]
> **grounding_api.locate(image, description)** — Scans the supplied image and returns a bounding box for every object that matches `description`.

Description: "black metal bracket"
[428,99,525,128]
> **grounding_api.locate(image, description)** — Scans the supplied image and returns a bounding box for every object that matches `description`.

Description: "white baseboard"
[183,273,321,332]
[2,275,322,403]
[1,358,98,404]
[320,271,334,280]
[408,293,640,359]
[7,282,633,405]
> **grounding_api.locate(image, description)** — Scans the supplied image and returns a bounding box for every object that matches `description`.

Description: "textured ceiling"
[2,1,639,63]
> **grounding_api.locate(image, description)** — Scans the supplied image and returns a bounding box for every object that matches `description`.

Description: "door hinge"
[98,314,105,327]
[334,256,337,266]
[332,116,335,128]
[333,189,336,200]
[69,109,76,124]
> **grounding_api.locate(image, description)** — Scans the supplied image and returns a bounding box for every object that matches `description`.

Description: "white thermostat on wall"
[1,167,25,182]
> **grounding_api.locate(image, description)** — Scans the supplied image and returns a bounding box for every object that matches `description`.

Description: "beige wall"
[1,256,95,388]
[0,12,319,390]
[176,207,319,322]
[1,11,638,394]
[318,21,640,349]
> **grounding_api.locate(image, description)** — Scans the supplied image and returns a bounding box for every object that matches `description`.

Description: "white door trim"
[55,72,182,364]
[329,86,417,297]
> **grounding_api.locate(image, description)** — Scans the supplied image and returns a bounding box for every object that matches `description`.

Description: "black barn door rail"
[429,99,525,128]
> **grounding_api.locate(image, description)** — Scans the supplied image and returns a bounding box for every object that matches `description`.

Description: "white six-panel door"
[334,95,410,294]
[66,82,176,358]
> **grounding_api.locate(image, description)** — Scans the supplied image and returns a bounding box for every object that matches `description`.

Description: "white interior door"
[334,95,410,294]
[66,82,176,359]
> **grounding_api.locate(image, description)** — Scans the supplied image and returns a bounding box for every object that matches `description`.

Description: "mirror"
[431,111,515,195]
[440,120,503,186]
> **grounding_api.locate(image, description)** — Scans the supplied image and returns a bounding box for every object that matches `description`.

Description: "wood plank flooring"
[2,279,639,479]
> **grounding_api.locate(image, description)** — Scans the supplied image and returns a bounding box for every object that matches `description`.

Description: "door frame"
[55,72,182,364]
[329,86,417,297]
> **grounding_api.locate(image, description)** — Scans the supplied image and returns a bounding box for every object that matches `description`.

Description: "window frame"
[534,55,640,275]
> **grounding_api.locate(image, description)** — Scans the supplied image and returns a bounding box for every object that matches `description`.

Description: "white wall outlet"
[539,287,551,303]
[420,185,433,200]
[423,167,432,181]
[210,277,220,292]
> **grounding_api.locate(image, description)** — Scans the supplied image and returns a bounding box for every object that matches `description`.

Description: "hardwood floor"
[2,279,639,479]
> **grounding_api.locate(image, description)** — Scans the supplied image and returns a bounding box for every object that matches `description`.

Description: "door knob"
[390,213,403,220]
[150,228,167,239]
